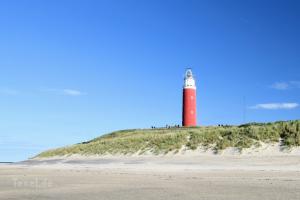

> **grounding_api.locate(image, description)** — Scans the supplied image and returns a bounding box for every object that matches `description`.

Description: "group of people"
[217,124,231,127]
[150,124,181,129]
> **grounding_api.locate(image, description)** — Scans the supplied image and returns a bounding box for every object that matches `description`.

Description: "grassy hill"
[36,120,300,158]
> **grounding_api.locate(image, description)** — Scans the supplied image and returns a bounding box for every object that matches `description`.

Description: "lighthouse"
[182,68,197,127]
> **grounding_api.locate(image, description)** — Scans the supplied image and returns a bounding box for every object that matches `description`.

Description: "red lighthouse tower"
[182,69,197,127]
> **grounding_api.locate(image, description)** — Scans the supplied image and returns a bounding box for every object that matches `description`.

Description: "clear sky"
[0,0,299,162]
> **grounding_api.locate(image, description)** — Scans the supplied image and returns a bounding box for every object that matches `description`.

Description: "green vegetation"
[36,120,300,158]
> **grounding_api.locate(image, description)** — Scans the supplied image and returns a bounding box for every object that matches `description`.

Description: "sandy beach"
[1,148,300,200]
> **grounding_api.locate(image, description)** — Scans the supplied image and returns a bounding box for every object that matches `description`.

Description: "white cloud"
[271,81,300,90]
[62,89,85,96]
[271,82,289,90]
[0,88,19,95]
[43,88,86,96]
[250,103,299,110]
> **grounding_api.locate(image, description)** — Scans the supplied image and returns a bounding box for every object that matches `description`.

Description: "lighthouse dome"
[186,69,193,78]
[184,69,196,89]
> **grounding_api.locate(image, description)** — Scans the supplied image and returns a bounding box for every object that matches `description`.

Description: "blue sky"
[0,0,299,161]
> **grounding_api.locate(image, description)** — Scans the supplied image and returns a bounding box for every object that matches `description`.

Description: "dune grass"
[36,120,300,158]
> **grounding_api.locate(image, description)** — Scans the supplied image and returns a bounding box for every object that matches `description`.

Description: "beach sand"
[1,149,300,200]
